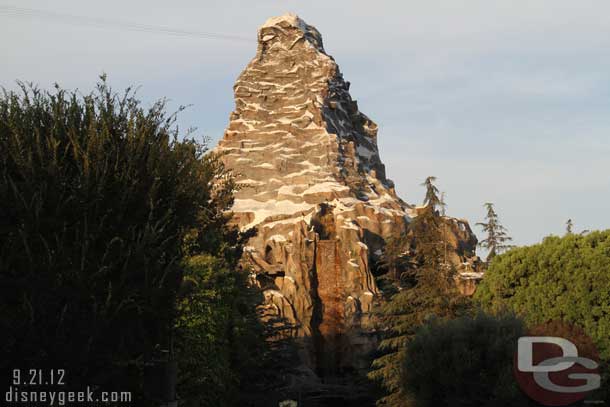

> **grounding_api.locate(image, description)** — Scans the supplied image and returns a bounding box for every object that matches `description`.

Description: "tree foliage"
[401,313,531,407]
[0,79,266,404]
[475,230,610,361]
[476,202,513,261]
[175,253,268,406]
[369,209,470,406]
[420,176,444,213]
[378,234,412,282]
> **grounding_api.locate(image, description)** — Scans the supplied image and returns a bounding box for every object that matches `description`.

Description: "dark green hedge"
[475,230,610,360]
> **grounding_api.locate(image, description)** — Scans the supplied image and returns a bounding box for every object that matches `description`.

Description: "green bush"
[175,253,269,406]
[475,230,610,360]
[401,313,531,407]
[0,79,234,400]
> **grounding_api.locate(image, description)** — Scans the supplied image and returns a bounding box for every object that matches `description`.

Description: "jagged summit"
[259,13,307,31]
[218,13,405,231]
[258,13,326,54]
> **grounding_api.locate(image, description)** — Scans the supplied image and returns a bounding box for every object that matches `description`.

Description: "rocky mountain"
[215,13,479,380]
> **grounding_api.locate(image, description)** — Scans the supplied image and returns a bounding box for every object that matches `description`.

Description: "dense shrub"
[0,79,237,400]
[475,230,610,360]
[475,230,610,401]
[401,313,531,406]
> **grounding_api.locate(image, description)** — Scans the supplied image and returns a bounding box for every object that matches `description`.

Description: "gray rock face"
[215,13,477,376]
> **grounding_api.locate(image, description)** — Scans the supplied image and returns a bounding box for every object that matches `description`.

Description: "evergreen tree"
[476,202,513,262]
[379,235,411,281]
[566,218,574,234]
[420,176,444,213]
[369,209,470,406]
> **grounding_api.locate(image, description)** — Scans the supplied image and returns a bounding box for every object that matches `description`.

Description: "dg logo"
[514,321,601,406]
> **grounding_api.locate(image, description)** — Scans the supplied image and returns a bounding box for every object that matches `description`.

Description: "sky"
[1,0,609,247]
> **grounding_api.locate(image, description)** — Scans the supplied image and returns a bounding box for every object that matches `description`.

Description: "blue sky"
[2,0,609,247]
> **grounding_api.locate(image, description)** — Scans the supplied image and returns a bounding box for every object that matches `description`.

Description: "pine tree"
[420,176,444,213]
[566,219,574,234]
[476,203,513,262]
[379,235,411,281]
[369,210,470,405]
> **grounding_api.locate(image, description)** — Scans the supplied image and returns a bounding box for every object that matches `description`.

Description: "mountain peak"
[257,13,325,54]
[215,14,479,379]
[216,13,413,376]
[260,13,305,30]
